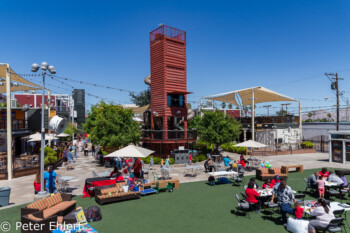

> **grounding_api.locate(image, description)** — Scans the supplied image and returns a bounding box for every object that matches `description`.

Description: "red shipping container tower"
[143,25,196,156]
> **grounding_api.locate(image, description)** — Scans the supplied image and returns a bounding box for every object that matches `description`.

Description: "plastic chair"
[304,178,312,193]
[326,217,344,233]
[235,194,251,218]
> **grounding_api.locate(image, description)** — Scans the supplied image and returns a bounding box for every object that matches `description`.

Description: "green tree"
[197,110,242,152]
[83,101,141,148]
[228,103,233,109]
[187,103,192,109]
[308,112,313,119]
[64,123,78,141]
[221,102,226,109]
[188,115,200,130]
[129,89,150,106]
[276,109,287,116]
[327,113,332,121]
[44,146,57,165]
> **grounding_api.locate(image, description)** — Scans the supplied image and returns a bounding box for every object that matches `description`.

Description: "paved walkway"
[1,151,350,209]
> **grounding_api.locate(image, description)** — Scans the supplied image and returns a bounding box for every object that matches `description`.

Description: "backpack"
[85,206,102,222]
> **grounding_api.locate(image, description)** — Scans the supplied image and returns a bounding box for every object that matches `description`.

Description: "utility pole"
[325,72,343,131]
[263,105,271,116]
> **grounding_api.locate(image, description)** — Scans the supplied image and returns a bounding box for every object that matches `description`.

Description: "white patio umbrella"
[57,133,70,137]
[233,140,267,159]
[27,132,58,142]
[233,140,267,148]
[104,145,155,158]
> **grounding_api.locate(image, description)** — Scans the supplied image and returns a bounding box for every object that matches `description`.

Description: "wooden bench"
[148,179,180,189]
[281,165,303,174]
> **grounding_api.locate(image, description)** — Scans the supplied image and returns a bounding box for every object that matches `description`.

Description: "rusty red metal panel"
[149,25,190,146]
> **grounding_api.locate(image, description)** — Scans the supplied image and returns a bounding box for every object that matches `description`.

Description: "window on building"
[167,94,184,107]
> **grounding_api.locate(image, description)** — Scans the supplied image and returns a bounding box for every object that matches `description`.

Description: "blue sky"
[1,0,349,115]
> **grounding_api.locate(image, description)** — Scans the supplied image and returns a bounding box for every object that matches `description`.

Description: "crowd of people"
[204,153,247,173]
[243,167,345,232]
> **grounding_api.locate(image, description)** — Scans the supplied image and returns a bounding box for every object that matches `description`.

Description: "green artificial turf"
[1,168,349,233]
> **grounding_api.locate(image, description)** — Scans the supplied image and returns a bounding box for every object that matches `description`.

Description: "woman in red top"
[245,181,261,212]
[33,172,45,194]
[319,168,329,178]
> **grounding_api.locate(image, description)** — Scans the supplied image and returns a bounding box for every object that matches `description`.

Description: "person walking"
[44,166,57,194]
[270,180,296,225]
[67,149,74,170]
[91,144,96,157]
[84,143,89,156]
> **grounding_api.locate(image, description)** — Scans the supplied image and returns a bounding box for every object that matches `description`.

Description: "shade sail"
[0,65,41,88]
[105,145,155,158]
[204,86,297,107]
[233,140,267,148]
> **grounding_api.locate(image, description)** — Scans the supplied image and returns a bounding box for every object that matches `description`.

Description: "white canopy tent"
[203,86,302,141]
[104,145,155,158]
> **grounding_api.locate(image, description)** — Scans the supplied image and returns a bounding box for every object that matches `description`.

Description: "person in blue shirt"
[67,149,74,170]
[223,156,231,167]
[44,166,57,194]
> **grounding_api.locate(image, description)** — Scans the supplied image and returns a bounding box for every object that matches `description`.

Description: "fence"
[303,135,329,153]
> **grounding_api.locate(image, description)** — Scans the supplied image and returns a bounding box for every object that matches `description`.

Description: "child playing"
[317,176,325,199]
[294,202,304,220]
[165,156,170,166]
[150,156,154,170]
[161,158,164,168]
[262,179,272,189]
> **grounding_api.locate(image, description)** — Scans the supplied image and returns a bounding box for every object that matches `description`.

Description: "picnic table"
[207,171,238,178]
[325,181,339,187]
[256,188,297,197]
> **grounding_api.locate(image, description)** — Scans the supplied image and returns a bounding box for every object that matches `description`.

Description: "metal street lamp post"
[31,62,56,195]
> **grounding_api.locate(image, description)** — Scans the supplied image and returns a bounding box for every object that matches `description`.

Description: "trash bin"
[0,187,11,207]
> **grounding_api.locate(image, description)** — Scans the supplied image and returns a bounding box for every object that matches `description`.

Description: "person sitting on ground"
[317,176,325,199]
[339,172,348,188]
[262,179,273,189]
[295,202,304,220]
[245,181,261,213]
[270,180,296,225]
[328,171,344,186]
[319,168,329,178]
[308,199,335,233]
[249,178,260,189]
[44,165,57,194]
[271,175,281,187]
[308,171,319,189]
